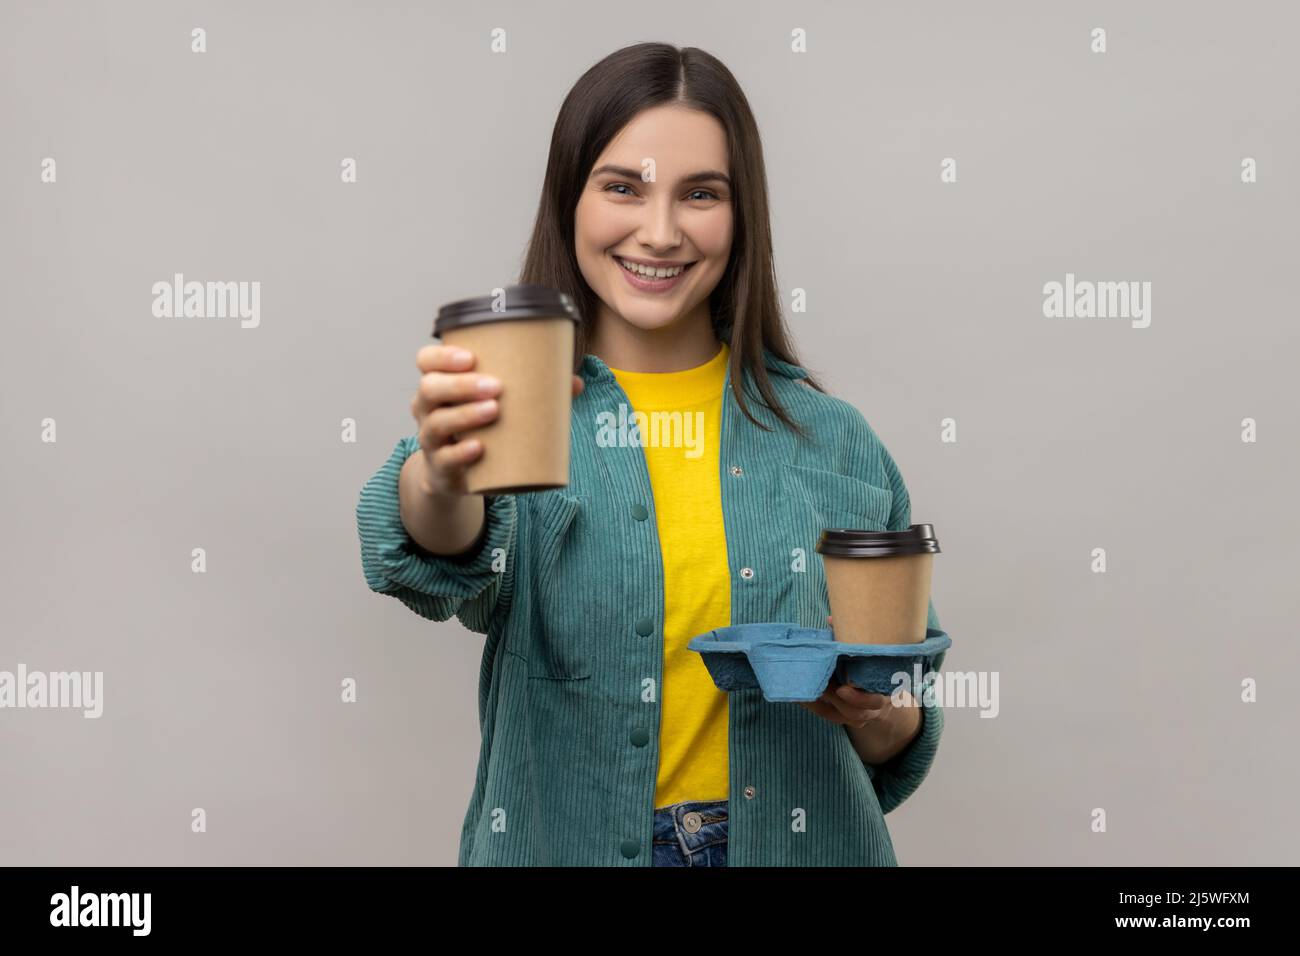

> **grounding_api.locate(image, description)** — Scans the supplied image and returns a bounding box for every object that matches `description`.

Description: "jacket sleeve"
[858,421,947,815]
[868,596,945,815]
[356,435,517,635]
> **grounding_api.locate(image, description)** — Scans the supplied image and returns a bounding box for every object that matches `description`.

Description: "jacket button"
[630,503,649,521]
[635,618,653,637]
[743,785,756,799]
[620,839,640,859]
[740,567,754,579]
[630,727,650,747]
[729,465,743,476]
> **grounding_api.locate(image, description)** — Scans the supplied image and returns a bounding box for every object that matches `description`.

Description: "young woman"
[357,42,945,867]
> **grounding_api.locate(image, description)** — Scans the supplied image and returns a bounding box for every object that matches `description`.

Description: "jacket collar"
[579,347,807,384]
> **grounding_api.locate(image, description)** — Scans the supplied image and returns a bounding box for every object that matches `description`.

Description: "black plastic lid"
[434,284,579,337]
[815,524,941,558]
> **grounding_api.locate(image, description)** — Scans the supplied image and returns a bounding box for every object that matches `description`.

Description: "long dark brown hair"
[518,41,825,438]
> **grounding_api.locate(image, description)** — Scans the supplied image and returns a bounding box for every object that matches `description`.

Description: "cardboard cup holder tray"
[687,624,951,703]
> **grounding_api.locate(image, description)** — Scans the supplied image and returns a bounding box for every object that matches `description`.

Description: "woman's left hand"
[797,614,894,727]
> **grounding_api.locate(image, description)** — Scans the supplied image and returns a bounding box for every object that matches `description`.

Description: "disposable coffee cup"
[815,525,941,645]
[433,284,579,495]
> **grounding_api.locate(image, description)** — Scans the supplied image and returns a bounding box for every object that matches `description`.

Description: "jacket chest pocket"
[524,490,602,681]
[776,464,894,617]
[781,463,894,535]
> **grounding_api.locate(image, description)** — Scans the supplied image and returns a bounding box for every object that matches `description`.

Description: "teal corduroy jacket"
[356,346,946,866]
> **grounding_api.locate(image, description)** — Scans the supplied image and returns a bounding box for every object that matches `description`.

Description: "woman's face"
[574,104,733,336]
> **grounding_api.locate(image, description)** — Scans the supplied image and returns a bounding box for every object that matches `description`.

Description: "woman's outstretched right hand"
[410,343,584,496]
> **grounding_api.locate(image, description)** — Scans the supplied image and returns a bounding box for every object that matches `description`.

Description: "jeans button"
[682,812,703,833]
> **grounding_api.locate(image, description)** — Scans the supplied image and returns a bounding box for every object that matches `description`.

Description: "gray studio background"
[2,0,1297,865]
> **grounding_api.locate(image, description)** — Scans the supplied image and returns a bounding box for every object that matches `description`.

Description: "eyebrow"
[589,164,731,188]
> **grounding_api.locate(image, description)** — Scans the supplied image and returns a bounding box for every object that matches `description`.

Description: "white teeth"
[618,257,686,279]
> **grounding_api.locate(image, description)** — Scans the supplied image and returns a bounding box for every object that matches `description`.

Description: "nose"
[635,192,682,252]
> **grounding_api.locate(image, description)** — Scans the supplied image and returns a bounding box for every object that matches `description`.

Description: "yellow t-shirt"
[608,340,731,808]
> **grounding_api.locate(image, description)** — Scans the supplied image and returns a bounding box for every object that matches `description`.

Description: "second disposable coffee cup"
[433,284,579,495]
[815,525,941,645]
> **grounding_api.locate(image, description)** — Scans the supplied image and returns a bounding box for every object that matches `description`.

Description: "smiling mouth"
[612,255,698,280]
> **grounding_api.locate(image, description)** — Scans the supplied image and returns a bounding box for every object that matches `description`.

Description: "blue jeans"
[652,799,729,867]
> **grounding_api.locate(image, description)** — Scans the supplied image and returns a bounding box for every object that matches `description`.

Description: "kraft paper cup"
[433,284,579,495]
[815,525,941,645]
